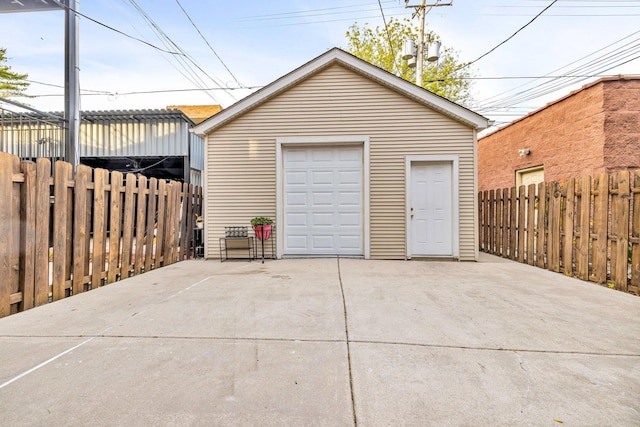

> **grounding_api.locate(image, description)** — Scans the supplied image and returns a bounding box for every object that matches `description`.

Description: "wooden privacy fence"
[0,152,203,318]
[479,170,640,295]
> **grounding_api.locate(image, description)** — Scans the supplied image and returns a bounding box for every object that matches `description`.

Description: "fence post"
[482,190,489,252]
[610,171,630,291]
[592,173,609,284]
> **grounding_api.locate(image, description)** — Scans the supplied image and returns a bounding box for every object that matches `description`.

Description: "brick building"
[478,76,640,191]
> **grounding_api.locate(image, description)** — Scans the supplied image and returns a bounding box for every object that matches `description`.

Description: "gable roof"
[192,48,489,136]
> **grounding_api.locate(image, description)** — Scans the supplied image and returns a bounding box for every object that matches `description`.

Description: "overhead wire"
[465,0,559,68]
[377,0,400,72]
[52,0,185,56]
[124,0,235,102]
[125,0,216,95]
[174,0,243,88]
[474,30,640,111]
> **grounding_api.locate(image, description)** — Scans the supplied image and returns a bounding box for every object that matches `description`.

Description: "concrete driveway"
[1,255,639,426]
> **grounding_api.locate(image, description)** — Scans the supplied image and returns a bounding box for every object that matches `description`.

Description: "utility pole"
[404,0,452,87]
[64,0,80,170]
[416,0,427,87]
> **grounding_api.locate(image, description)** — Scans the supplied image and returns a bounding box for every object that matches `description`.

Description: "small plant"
[250,216,273,226]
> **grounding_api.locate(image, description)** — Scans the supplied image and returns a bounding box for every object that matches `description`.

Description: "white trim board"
[276,136,370,259]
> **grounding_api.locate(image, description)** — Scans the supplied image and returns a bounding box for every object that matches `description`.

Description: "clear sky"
[1,0,639,129]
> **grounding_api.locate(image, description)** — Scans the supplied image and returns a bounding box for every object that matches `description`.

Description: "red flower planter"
[253,224,272,240]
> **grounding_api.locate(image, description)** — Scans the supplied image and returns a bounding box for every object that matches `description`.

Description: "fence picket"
[155,180,167,267]
[19,162,37,310]
[610,171,630,291]
[107,171,123,284]
[536,182,547,269]
[576,176,591,280]
[517,186,526,262]
[548,182,561,273]
[92,168,108,289]
[134,176,147,275]
[501,188,509,258]
[526,184,536,265]
[509,187,517,259]
[145,178,158,273]
[488,189,495,254]
[592,174,609,284]
[563,178,575,276]
[0,153,16,317]
[631,171,640,294]
[73,165,91,295]
[53,161,72,301]
[483,190,489,252]
[34,158,51,306]
[121,174,136,278]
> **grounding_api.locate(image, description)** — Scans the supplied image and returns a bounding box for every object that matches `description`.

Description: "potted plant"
[250,216,273,240]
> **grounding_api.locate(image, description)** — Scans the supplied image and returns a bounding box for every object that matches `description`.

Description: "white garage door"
[283,146,363,256]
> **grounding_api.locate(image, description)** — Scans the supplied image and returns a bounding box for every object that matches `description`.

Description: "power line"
[466,0,559,67]
[53,1,185,56]
[174,0,243,88]
[377,0,398,71]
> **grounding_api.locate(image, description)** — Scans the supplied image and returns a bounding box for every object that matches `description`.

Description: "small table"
[219,226,254,261]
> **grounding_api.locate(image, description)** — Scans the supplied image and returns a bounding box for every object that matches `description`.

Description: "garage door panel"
[312,235,334,249]
[286,171,307,185]
[286,192,307,206]
[286,235,308,250]
[286,212,307,226]
[339,212,360,227]
[312,192,334,206]
[283,146,363,256]
[312,213,334,227]
[339,170,361,185]
[339,191,360,206]
[339,235,361,250]
[338,148,361,162]
[312,171,333,185]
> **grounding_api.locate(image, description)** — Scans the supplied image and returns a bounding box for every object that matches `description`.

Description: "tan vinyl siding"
[205,64,477,260]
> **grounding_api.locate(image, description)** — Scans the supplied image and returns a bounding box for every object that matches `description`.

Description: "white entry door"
[410,162,453,256]
[283,146,363,256]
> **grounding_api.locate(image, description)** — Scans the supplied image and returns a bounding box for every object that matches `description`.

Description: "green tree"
[1,48,29,98]
[345,18,473,105]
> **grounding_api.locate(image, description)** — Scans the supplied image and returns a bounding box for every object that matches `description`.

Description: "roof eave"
[192,48,489,135]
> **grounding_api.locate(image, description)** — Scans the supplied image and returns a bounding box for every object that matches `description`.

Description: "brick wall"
[478,78,640,191]
[602,79,640,172]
